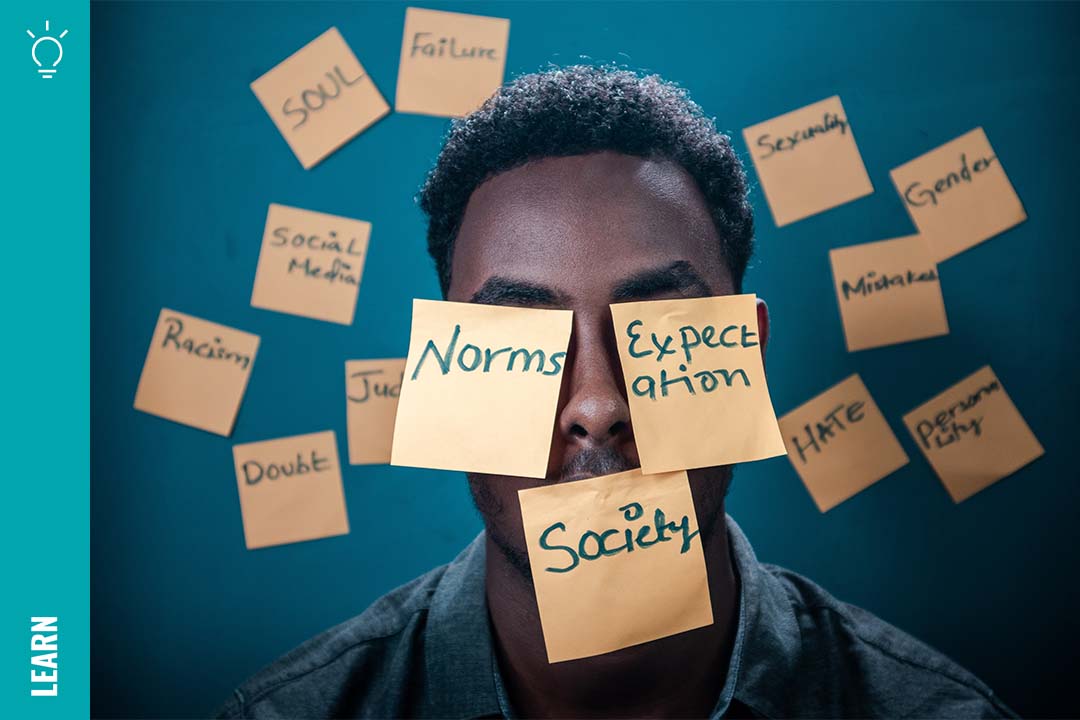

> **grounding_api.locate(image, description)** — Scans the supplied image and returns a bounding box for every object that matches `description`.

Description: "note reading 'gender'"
[346,358,406,465]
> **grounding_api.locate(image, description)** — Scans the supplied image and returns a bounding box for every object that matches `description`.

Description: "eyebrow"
[610,261,713,301]
[470,276,568,307]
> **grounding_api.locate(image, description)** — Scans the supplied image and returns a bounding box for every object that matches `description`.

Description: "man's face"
[446,151,763,577]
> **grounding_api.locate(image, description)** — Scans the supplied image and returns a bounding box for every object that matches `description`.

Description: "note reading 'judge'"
[346,358,406,465]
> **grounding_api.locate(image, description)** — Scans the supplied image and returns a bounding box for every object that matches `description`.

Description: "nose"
[557,317,634,449]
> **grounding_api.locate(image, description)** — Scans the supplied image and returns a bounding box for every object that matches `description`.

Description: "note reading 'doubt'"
[251,27,390,169]
[519,468,712,663]
[610,294,786,475]
[390,299,572,478]
[346,358,406,465]
[133,308,259,436]
[743,95,873,227]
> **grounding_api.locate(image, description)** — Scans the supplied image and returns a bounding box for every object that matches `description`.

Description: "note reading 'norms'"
[391,299,572,478]
[346,358,406,465]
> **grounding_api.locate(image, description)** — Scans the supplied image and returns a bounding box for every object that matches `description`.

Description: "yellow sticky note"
[890,128,1026,262]
[346,359,406,465]
[134,309,259,436]
[395,7,510,118]
[743,96,873,227]
[251,28,390,169]
[250,203,371,325]
[779,374,909,512]
[829,235,949,352]
[232,431,349,549]
[519,468,712,663]
[391,299,572,478]
[610,295,786,474]
[903,366,1043,503]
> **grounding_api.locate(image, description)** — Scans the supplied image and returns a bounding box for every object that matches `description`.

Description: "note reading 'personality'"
[134,309,259,436]
[251,27,390,169]
[346,358,406,465]
[903,366,1043,503]
[395,7,510,118]
[519,468,712,663]
[890,127,1026,262]
[742,96,873,227]
[829,234,949,352]
[610,295,786,474]
[391,299,572,478]
[250,203,371,325]
[232,431,349,549]
[779,374,909,512]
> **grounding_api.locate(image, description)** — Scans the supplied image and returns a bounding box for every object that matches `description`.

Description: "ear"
[755,298,770,372]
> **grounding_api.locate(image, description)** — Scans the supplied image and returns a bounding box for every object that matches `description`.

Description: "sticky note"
[890,128,1026,262]
[251,27,390,169]
[232,431,349,549]
[743,96,873,227]
[250,203,371,325]
[391,299,572,478]
[134,309,259,436]
[829,234,949,352]
[610,295,786,474]
[779,374,909,512]
[903,366,1043,503]
[346,358,406,465]
[395,7,510,118]
[519,468,712,663]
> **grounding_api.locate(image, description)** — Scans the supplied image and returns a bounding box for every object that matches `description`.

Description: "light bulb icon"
[26,20,68,79]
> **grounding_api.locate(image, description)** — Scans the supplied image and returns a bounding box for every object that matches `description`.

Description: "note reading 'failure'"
[779,374,909,512]
[251,27,390,169]
[346,358,406,465]
[395,7,510,118]
[519,468,712,663]
[743,96,873,227]
[391,299,572,478]
[610,295,786,474]
[890,127,1026,262]
[134,309,259,436]
[903,366,1043,503]
[250,203,371,325]
[829,234,949,352]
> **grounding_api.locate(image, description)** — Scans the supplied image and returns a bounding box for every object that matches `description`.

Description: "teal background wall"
[91,2,1079,717]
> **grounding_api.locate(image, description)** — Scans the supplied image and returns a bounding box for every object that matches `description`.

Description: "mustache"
[559,446,635,482]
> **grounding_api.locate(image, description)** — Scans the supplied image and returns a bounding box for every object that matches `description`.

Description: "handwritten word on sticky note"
[250,203,371,325]
[890,128,1026,262]
[743,96,873,227]
[779,374,908,512]
[829,235,949,352]
[395,7,509,118]
[134,309,259,436]
[251,28,390,169]
[519,468,712,663]
[903,366,1043,503]
[346,359,405,465]
[391,300,572,478]
[232,431,349,549]
[610,295,786,474]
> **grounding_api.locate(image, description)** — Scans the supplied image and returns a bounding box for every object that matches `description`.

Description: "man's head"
[418,65,766,578]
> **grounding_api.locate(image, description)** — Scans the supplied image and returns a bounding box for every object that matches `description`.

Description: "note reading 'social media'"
[346,358,406,465]
[610,294,786,474]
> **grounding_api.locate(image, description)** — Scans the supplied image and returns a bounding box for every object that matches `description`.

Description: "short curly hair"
[418,64,755,297]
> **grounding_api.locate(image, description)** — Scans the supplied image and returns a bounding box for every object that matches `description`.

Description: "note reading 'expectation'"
[134,308,259,436]
[519,468,712,663]
[391,299,572,478]
[346,358,406,465]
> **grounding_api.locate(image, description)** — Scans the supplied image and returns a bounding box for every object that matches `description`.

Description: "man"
[216,66,1014,719]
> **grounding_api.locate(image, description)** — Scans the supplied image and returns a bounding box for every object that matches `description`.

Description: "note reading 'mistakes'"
[779,374,909,512]
[251,27,390,169]
[391,300,572,478]
[743,96,873,227]
[610,295,786,474]
[519,468,712,663]
[395,7,510,118]
[134,309,259,436]
[250,203,371,325]
[829,235,949,352]
[903,366,1043,503]
[233,431,349,549]
[346,358,406,465]
[890,128,1026,262]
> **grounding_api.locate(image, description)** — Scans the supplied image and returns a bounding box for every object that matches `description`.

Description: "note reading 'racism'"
[346,358,406,465]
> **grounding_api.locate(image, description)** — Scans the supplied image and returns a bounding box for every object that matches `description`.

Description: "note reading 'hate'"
[346,358,405,465]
